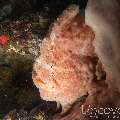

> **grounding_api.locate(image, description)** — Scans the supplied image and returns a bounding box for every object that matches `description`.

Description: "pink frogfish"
[32,5,96,112]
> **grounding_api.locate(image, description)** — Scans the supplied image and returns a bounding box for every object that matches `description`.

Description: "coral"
[34,112,46,120]
[0,10,51,118]
[32,5,98,113]
[3,109,46,120]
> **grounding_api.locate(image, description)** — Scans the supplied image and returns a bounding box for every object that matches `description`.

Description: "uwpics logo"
[81,105,120,119]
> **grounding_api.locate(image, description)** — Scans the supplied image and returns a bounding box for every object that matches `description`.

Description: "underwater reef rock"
[32,5,103,113]
[85,0,120,92]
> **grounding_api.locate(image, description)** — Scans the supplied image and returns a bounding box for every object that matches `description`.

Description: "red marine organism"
[0,34,9,46]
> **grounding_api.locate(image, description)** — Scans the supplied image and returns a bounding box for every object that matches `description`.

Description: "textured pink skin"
[32,5,96,112]
[51,1,120,119]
